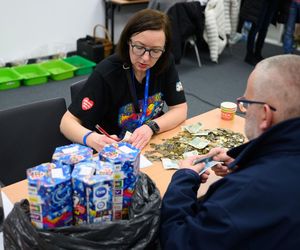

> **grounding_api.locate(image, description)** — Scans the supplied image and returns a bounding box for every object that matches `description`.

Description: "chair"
[0,98,71,186]
[148,0,203,67]
[183,36,202,67]
[70,78,87,103]
[147,0,180,12]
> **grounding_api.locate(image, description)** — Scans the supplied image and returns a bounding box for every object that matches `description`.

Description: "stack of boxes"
[72,161,114,224]
[99,142,140,219]
[26,142,140,228]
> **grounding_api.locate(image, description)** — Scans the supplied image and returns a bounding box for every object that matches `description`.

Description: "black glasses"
[129,40,164,59]
[237,97,277,113]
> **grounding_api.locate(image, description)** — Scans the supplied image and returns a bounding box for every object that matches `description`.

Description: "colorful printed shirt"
[69,54,186,138]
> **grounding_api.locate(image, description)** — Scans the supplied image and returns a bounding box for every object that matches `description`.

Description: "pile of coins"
[144,128,245,162]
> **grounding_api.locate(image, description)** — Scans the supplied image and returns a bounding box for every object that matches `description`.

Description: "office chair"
[70,78,87,103]
[148,0,202,67]
[183,36,202,67]
[0,98,71,186]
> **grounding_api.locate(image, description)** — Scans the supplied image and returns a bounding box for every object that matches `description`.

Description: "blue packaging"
[52,143,93,169]
[27,162,73,229]
[99,142,140,219]
[72,161,113,225]
[96,161,125,220]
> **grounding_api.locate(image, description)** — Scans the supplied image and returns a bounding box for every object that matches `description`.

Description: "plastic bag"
[3,172,161,250]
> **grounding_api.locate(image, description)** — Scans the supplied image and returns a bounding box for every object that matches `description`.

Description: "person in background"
[283,0,300,54]
[160,54,300,249]
[240,0,280,65]
[60,9,187,152]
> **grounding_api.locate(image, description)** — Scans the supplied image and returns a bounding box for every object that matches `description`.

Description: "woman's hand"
[128,124,153,149]
[179,155,210,183]
[87,132,119,152]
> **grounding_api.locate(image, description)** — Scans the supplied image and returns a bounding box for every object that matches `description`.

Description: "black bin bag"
[3,172,161,250]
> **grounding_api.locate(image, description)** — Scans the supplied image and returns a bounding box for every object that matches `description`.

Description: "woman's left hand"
[128,124,153,149]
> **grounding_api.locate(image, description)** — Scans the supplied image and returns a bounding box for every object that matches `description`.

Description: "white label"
[62,145,79,154]
[119,145,134,154]
[79,166,94,176]
[51,168,64,179]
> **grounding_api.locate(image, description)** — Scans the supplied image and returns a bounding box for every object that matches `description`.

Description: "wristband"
[83,131,94,146]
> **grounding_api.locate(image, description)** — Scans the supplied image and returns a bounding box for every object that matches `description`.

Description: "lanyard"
[131,68,150,127]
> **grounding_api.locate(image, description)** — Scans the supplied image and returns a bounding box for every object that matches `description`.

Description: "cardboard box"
[27,163,73,229]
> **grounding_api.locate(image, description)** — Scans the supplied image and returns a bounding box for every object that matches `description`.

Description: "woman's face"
[129,30,165,74]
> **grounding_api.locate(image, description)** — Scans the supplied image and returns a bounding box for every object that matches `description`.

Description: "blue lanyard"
[131,69,150,127]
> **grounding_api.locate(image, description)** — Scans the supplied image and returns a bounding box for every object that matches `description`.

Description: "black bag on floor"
[77,24,113,63]
[3,172,161,250]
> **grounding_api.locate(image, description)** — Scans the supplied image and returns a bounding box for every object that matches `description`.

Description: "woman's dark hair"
[116,9,172,75]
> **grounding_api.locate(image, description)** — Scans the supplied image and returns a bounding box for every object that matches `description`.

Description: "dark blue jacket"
[160,117,300,250]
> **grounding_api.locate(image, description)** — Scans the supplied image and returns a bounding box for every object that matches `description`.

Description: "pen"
[95,124,121,142]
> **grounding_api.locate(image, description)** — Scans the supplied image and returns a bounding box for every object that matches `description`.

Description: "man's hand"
[210,147,235,177]
[179,155,210,183]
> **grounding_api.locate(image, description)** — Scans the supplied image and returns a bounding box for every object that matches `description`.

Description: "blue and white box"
[99,142,140,219]
[27,162,73,229]
[52,143,93,169]
[72,161,113,225]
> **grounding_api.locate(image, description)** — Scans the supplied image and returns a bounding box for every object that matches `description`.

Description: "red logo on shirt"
[82,97,94,110]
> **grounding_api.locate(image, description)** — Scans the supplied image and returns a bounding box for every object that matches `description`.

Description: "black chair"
[70,78,87,103]
[0,98,71,186]
[148,0,202,67]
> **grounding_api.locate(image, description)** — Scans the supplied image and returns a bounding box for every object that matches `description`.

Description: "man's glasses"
[237,97,277,113]
[129,40,164,59]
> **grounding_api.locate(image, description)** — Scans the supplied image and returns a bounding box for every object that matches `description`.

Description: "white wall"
[0,0,106,64]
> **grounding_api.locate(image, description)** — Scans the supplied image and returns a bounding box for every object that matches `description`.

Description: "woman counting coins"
[60,9,188,151]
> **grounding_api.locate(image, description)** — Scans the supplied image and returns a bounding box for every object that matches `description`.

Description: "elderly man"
[160,55,300,249]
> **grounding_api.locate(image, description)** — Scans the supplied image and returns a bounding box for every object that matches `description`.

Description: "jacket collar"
[227,117,300,170]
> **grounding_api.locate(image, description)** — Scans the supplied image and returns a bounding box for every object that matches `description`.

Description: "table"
[104,0,149,44]
[141,108,245,197]
[1,108,245,216]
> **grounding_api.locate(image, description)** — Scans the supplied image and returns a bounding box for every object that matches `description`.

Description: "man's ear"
[259,104,273,131]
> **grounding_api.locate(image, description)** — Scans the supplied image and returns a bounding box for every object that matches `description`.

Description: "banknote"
[122,131,132,142]
[192,130,210,136]
[183,150,199,159]
[161,158,179,170]
[181,122,203,134]
[199,161,220,175]
[188,137,210,149]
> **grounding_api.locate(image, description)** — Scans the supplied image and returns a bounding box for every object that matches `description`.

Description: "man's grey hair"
[253,55,300,120]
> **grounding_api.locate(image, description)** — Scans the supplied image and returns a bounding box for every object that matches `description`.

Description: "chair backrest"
[0,98,71,186]
[148,0,187,12]
[70,79,87,103]
[147,0,160,10]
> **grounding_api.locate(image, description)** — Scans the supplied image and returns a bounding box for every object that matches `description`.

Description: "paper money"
[188,137,210,149]
[192,130,210,136]
[199,161,220,175]
[181,122,203,134]
[161,158,179,170]
[122,131,132,142]
[183,150,199,159]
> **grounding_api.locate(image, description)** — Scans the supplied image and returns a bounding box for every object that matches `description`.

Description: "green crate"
[13,64,50,86]
[40,59,77,81]
[0,67,22,90]
[63,55,96,75]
